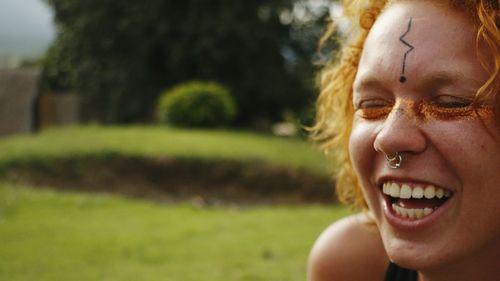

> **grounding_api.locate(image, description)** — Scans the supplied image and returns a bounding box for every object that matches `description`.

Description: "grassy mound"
[0,126,334,204]
[0,125,328,173]
[2,154,334,205]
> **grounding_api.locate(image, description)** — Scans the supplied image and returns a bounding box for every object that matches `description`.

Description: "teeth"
[406,208,415,219]
[383,182,449,220]
[414,208,423,219]
[435,188,444,199]
[424,185,436,199]
[383,183,390,194]
[392,204,435,219]
[399,206,407,217]
[400,184,412,199]
[390,183,400,197]
[382,182,450,200]
[412,186,424,199]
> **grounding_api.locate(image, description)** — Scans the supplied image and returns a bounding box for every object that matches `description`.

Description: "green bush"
[157,81,236,128]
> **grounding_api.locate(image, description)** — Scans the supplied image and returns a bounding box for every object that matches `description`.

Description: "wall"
[0,68,39,137]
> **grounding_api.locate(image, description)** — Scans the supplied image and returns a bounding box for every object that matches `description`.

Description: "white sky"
[0,0,54,37]
[0,0,55,56]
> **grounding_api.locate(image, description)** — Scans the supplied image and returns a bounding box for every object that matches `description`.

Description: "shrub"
[157,81,236,128]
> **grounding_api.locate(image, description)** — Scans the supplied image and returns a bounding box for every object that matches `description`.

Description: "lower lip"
[381,192,454,231]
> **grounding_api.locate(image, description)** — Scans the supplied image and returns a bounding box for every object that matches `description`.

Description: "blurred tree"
[42,0,332,125]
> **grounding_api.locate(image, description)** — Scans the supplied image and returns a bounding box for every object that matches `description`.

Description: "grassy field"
[0,126,345,280]
[0,183,347,281]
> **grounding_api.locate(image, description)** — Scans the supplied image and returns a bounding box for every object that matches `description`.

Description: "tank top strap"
[384,262,418,281]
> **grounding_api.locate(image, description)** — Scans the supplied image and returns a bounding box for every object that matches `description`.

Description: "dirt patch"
[1,155,335,205]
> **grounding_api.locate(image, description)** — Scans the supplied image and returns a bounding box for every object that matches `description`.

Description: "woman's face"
[350,1,500,272]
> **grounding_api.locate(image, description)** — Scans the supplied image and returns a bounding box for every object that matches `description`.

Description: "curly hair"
[310,0,499,211]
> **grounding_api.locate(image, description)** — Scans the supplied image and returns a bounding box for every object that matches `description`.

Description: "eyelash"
[355,98,392,120]
[430,95,473,108]
[356,98,392,109]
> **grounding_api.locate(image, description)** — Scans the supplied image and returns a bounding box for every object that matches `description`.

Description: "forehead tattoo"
[398,18,415,83]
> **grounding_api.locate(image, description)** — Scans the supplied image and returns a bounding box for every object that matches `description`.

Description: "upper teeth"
[382,182,451,199]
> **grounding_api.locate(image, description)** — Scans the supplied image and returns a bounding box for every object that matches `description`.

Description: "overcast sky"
[0,0,55,57]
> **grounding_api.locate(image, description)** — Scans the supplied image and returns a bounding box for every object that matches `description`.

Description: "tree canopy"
[43,0,331,125]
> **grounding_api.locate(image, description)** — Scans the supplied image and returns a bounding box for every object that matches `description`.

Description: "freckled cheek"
[349,122,378,179]
[425,122,499,183]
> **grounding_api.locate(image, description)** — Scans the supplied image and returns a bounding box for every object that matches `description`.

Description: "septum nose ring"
[386,152,403,169]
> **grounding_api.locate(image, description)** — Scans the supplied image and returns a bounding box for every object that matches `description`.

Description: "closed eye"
[430,95,473,108]
[355,98,392,120]
[357,98,392,109]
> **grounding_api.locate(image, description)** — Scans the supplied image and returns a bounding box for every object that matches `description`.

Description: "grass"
[0,125,344,280]
[0,125,329,175]
[0,183,348,281]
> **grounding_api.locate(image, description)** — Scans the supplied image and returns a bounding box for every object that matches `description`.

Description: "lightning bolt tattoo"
[399,18,415,83]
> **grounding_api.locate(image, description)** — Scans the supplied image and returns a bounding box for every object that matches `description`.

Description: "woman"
[308,1,499,281]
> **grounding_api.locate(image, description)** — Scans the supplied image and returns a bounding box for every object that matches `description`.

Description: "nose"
[373,100,427,156]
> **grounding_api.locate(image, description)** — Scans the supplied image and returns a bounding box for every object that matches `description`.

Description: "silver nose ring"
[386,152,403,169]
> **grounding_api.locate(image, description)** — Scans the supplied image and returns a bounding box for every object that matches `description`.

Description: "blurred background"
[0,0,347,280]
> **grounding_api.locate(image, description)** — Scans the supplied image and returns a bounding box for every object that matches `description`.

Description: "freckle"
[399,76,407,83]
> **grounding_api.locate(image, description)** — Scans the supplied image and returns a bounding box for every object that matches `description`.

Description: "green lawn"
[0,183,347,281]
[0,126,344,280]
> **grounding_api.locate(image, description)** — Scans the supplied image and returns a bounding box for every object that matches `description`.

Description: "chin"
[381,232,455,271]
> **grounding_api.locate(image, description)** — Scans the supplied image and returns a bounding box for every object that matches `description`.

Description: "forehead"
[370,2,474,50]
[355,1,485,90]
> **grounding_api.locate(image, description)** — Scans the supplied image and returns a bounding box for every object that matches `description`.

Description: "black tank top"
[384,262,418,281]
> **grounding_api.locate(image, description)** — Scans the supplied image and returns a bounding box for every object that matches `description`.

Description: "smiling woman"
[308,1,499,281]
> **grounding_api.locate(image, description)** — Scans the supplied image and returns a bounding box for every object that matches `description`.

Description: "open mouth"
[382,182,452,220]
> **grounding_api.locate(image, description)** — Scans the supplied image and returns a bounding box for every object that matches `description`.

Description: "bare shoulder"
[307,213,389,281]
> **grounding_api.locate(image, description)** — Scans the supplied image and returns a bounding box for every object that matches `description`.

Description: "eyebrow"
[353,70,482,94]
[353,76,389,94]
[419,71,482,89]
